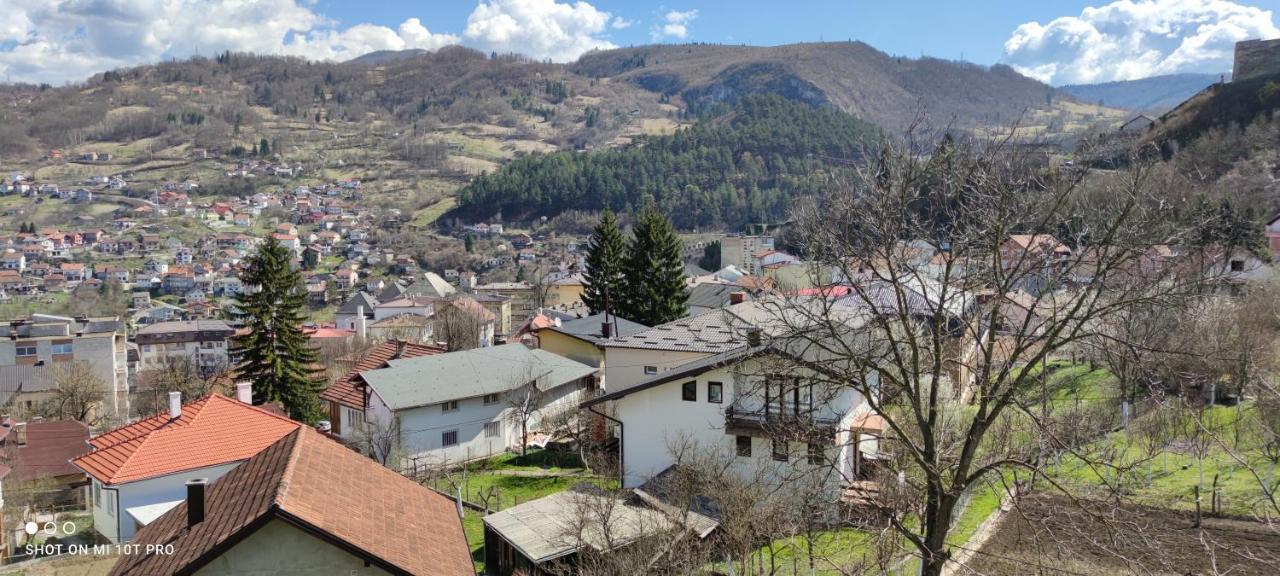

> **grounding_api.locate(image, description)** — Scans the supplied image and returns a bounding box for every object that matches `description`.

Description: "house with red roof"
[72,387,300,543]
[320,339,444,439]
[106,427,472,576]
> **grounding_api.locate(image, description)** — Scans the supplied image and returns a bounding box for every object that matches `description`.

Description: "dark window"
[442,430,458,447]
[736,435,752,457]
[772,439,788,462]
[1230,260,1245,272]
[441,400,459,413]
[682,381,696,402]
[708,382,723,404]
[644,365,658,375]
[808,443,824,465]
[483,393,500,405]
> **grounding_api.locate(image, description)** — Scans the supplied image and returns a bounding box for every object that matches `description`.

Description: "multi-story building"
[0,314,129,418]
[721,234,775,275]
[135,320,236,375]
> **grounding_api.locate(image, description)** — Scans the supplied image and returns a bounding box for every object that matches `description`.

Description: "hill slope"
[573,42,1127,135]
[1060,73,1220,113]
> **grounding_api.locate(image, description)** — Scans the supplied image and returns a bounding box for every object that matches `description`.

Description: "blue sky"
[1,0,1279,85]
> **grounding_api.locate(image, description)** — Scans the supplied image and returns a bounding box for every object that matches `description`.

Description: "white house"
[583,338,881,497]
[73,388,299,543]
[357,344,598,469]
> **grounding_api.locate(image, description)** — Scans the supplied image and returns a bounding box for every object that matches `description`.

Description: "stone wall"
[1233,38,1280,82]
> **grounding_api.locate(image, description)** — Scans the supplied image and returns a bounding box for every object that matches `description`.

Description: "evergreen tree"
[230,236,324,423]
[698,240,721,271]
[581,209,627,315]
[621,208,688,326]
[301,246,319,270]
[258,137,270,157]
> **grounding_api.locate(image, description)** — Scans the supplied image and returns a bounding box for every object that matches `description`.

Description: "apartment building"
[135,320,236,376]
[0,314,129,418]
[721,234,775,275]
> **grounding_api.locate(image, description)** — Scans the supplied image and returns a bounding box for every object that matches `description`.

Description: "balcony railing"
[725,406,841,441]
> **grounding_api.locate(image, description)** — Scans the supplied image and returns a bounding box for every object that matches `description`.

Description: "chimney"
[354,305,367,340]
[746,327,763,348]
[186,478,207,528]
[169,391,182,420]
[14,422,26,446]
[235,381,252,404]
[729,291,747,305]
[601,321,613,339]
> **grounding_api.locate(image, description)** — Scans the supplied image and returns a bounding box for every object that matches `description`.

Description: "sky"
[1,0,1278,86]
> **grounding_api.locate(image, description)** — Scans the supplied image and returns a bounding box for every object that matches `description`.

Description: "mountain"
[345,49,429,66]
[1060,73,1220,113]
[573,42,1127,134]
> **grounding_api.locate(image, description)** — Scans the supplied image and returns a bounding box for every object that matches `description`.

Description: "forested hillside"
[455,95,878,229]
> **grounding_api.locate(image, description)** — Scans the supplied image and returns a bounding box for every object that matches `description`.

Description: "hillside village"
[1,29,1280,576]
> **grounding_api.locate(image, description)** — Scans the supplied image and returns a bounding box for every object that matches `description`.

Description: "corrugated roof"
[109,427,473,576]
[483,485,674,564]
[74,395,300,485]
[361,343,597,411]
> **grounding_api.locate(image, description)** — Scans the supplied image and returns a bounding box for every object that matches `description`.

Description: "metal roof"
[361,343,598,410]
[482,486,675,564]
[545,313,648,344]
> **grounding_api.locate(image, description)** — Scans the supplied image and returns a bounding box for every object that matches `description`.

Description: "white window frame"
[484,421,501,438]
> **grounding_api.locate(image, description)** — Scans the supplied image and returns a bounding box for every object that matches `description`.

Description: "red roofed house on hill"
[320,339,444,440]
[73,384,300,543]
[107,426,473,576]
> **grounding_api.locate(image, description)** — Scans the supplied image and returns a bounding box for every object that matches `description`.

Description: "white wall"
[100,462,240,542]
[603,347,712,394]
[367,380,588,470]
[611,359,867,495]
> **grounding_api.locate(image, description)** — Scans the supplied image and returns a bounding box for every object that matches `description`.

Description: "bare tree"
[505,367,548,456]
[42,362,107,425]
[133,355,224,415]
[769,132,1216,576]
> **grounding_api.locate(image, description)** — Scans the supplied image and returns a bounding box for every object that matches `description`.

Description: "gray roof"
[546,314,648,344]
[361,343,598,410]
[404,272,455,299]
[4,315,122,338]
[337,292,378,315]
[136,319,233,335]
[687,283,745,312]
[482,485,676,564]
[0,362,85,406]
[600,300,796,353]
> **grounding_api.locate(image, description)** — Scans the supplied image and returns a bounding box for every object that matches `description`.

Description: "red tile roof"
[320,340,444,410]
[74,395,300,485]
[109,427,473,576]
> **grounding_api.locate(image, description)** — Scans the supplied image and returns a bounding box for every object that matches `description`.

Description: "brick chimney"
[729,291,747,305]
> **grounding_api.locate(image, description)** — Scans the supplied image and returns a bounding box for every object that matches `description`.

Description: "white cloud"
[1002,0,1280,85]
[0,0,627,83]
[651,9,697,41]
[463,0,617,61]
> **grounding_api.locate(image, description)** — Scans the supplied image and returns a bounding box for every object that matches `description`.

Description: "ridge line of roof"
[273,428,305,507]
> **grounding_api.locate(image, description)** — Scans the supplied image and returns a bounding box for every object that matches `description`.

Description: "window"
[681,381,696,402]
[772,439,789,462]
[15,344,36,357]
[1230,259,1245,272]
[808,443,825,465]
[93,482,101,508]
[644,365,658,375]
[50,342,73,355]
[348,408,364,428]
[106,491,116,517]
[485,421,501,438]
[736,435,752,457]
[441,400,459,413]
[442,430,458,447]
[483,393,500,405]
[708,382,723,404]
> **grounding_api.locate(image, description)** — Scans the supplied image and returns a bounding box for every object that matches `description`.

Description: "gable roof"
[600,300,794,353]
[74,395,300,485]
[4,420,90,483]
[361,344,597,411]
[543,313,648,345]
[336,292,378,315]
[108,427,473,576]
[320,340,445,410]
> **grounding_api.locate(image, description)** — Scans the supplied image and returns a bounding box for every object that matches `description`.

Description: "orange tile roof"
[74,395,300,485]
[109,427,473,576]
[321,340,444,410]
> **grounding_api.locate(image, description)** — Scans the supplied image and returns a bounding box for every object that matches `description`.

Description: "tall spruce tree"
[581,209,628,316]
[230,236,324,423]
[622,208,688,326]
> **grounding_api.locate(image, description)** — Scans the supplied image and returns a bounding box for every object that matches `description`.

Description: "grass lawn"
[411,196,456,228]
[751,528,877,575]
[460,511,486,573]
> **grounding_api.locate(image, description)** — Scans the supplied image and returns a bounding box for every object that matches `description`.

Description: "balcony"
[724,405,841,442]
